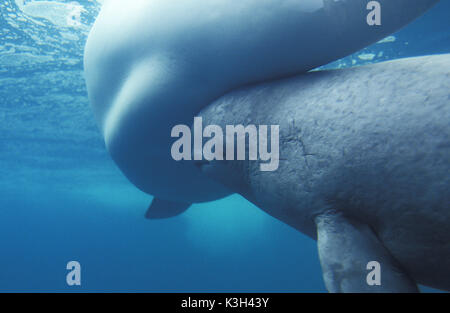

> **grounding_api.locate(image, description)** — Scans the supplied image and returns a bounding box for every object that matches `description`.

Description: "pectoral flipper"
[145,198,191,219]
[315,210,418,293]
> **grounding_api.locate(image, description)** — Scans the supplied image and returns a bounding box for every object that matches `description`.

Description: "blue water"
[0,1,449,292]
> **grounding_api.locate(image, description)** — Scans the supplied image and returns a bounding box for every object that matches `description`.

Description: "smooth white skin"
[84,0,438,202]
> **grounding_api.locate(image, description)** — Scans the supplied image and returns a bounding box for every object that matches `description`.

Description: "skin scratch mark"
[283,119,316,167]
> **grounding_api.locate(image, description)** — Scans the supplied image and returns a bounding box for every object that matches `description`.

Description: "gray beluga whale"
[196,54,450,292]
[84,0,439,217]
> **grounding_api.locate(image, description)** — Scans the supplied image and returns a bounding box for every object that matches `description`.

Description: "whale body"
[84,0,439,205]
[197,54,450,292]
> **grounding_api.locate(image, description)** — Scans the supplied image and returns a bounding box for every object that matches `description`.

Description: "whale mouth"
[195,158,249,195]
[192,145,226,182]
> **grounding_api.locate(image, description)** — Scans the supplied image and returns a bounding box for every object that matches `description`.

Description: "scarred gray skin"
[196,55,450,291]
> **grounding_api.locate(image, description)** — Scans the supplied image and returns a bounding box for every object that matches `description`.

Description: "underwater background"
[0,0,449,292]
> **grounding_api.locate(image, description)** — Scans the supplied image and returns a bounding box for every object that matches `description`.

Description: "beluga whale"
[84,0,448,292]
[196,54,450,292]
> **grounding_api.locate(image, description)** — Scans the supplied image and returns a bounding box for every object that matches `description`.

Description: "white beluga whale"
[84,0,439,217]
[196,54,450,292]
